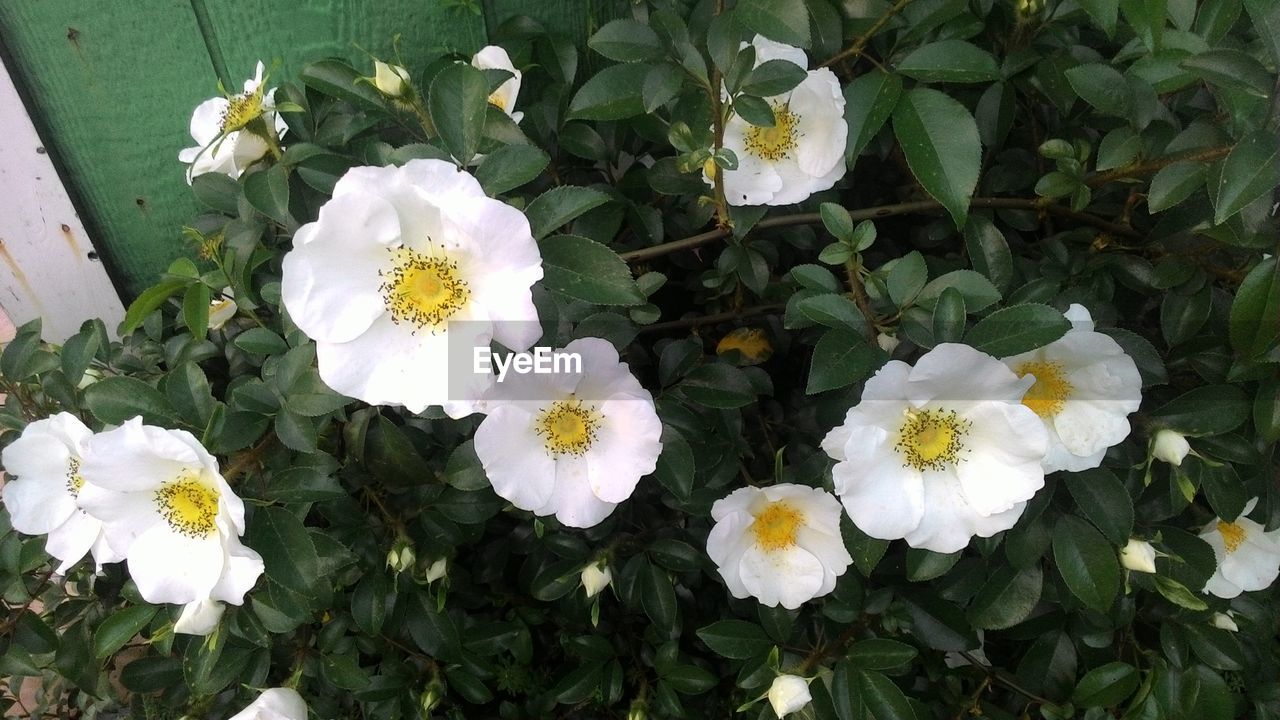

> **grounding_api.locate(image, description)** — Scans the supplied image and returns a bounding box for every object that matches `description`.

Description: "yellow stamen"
[752,501,804,552]
[220,86,267,133]
[536,398,601,456]
[896,409,971,471]
[488,92,506,111]
[1218,521,1246,553]
[66,458,84,496]
[379,247,470,331]
[744,103,801,162]
[155,475,220,538]
[1015,360,1073,418]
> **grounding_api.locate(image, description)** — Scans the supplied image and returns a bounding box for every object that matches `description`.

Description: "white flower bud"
[1152,429,1190,466]
[374,61,412,98]
[174,597,225,636]
[423,557,448,583]
[581,563,612,598]
[1210,612,1238,632]
[1119,538,1157,574]
[208,288,237,331]
[767,675,811,718]
[876,332,900,353]
[387,540,415,574]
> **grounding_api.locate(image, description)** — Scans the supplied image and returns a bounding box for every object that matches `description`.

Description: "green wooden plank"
[0,0,217,299]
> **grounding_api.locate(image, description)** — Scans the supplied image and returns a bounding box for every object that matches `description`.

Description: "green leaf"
[1148,161,1206,212]
[857,670,916,720]
[643,63,685,112]
[1183,624,1245,670]
[1181,49,1272,96]
[887,251,928,308]
[165,363,217,427]
[181,283,210,339]
[526,186,612,240]
[1245,0,1280,66]
[899,593,979,651]
[1161,285,1211,346]
[963,216,1015,293]
[567,64,651,121]
[847,639,918,671]
[588,19,664,62]
[1064,469,1134,545]
[844,70,902,163]
[121,280,186,335]
[475,145,549,196]
[932,287,966,343]
[797,294,871,334]
[1212,132,1279,224]
[1097,128,1140,170]
[243,164,291,226]
[191,172,241,214]
[680,363,757,408]
[820,202,855,241]
[539,234,644,305]
[428,63,488,166]
[1079,0,1119,35]
[60,325,100,386]
[1052,515,1121,612]
[1065,63,1131,117]
[696,620,773,659]
[300,59,387,110]
[905,548,960,581]
[898,40,1001,83]
[1153,576,1208,610]
[244,506,321,598]
[1150,385,1249,436]
[968,565,1043,630]
[1229,257,1280,359]
[806,329,885,394]
[641,563,678,633]
[917,270,1001,312]
[84,377,179,426]
[119,656,183,693]
[234,327,289,355]
[1072,661,1139,707]
[892,88,981,228]
[741,59,807,97]
[964,304,1070,358]
[736,0,811,48]
[654,425,695,500]
[94,605,157,658]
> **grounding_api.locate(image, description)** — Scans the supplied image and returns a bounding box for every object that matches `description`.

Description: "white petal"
[710,486,759,523]
[738,544,825,609]
[835,452,926,540]
[475,405,557,511]
[126,524,224,604]
[955,403,1047,515]
[189,97,230,145]
[2,474,77,535]
[908,344,1031,405]
[1063,303,1095,330]
[76,485,162,556]
[45,511,103,574]
[174,598,225,636]
[210,536,265,605]
[584,396,662,503]
[553,337,630,399]
[81,419,203,492]
[1052,400,1131,464]
[1204,570,1242,599]
[789,70,847,177]
[749,36,809,68]
[540,455,618,528]
[228,688,308,720]
[904,470,1022,553]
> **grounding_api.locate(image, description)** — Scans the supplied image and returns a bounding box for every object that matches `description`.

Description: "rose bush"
[1,1,1278,718]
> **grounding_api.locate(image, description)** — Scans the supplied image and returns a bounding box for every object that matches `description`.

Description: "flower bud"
[767,674,811,718]
[1152,429,1190,466]
[581,562,612,598]
[876,332,900,353]
[1210,612,1238,632]
[374,61,412,99]
[1119,538,1157,574]
[422,556,448,584]
[419,681,443,714]
[76,367,104,390]
[175,597,225,636]
[208,288,238,331]
[387,539,415,573]
[626,698,647,720]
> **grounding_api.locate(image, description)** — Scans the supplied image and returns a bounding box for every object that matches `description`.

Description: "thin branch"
[843,257,878,337]
[222,432,276,484]
[1085,144,1233,187]
[958,651,1053,706]
[638,304,785,334]
[820,0,917,68]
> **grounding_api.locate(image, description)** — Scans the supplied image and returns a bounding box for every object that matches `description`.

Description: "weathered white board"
[0,55,124,343]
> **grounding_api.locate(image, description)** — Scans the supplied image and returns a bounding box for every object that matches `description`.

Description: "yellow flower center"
[1015,361,1073,418]
[66,458,84,496]
[536,399,602,456]
[488,92,506,111]
[744,103,801,162]
[155,475,220,538]
[220,87,267,133]
[379,247,470,331]
[896,409,971,471]
[752,501,804,552]
[1217,521,1246,553]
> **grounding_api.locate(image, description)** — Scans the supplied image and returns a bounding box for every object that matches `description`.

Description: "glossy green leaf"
[892,89,981,228]
[539,234,644,305]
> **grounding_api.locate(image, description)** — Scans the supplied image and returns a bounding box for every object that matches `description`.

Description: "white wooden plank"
[0,54,125,343]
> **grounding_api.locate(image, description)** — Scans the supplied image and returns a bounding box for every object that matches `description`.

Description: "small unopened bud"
[1119,538,1157,574]
[703,157,718,180]
[767,674,812,718]
[1210,612,1238,632]
[76,367,104,390]
[581,562,612,598]
[876,332,900,353]
[374,61,412,98]
[420,680,444,714]
[422,557,448,584]
[1152,429,1190,466]
[627,698,647,720]
[208,288,237,331]
[387,540,415,573]
[175,597,225,636]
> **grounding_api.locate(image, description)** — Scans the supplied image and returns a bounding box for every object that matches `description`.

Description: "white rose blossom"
[471,45,523,123]
[1,413,122,574]
[77,418,263,605]
[474,338,662,528]
[174,597,225,636]
[227,688,308,720]
[822,344,1049,553]
[179,61,287,183]
[712,36,847,206]
[1002,304,1142,473]
[1200,498,1280,599]
[280,159,543,416]
[1152,429,1191,466]
[767,674,812,718]
[706,484,852,609]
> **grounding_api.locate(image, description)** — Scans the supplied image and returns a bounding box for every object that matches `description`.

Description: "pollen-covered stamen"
[744,102,802,162]
[379,246,471,331]
[896,408,972,471]
[1218,521,1246,553]
[752,501,804,552]
[155,474,221,538]
[1016,360,1073,418]
[536,398,602,456]
[220,86,267,133]
[66,458,85,496]
[488,92,506,111]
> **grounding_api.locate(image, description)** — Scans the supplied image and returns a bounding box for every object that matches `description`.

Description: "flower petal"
[584,395,662,503]
[126,524,224,604]
[541,455,618,528]
[835,451,926,540]
[44,511,103,574]
[738,544,825,609]
[210,536,265,605]
[475,405,557,512]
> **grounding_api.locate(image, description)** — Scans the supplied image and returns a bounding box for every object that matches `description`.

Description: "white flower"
[767,675,812,718]
[474,338,662,528]
[707,484,852,609]
[1001,304,1141,473]
[1119,538,1157,573]
[179,61,287,183]
[822,344,1049,554]
[472,45,523,123]
[423,557,448,583]
[1210,612,1239,632]
[77,418,263,605]
[713,37,846,206]
[228,688,307,720]
[374,61,412,98]
[1,413,122,574]
[581,562,612,598]
[174,597,225,636]
[208,288,237,331]
[280,159,543,416]
[1152,429,1191,466]
[1201,498,1280,599]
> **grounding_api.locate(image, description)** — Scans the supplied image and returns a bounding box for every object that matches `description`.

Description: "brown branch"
[958,651,1052,706]
[621,197,1140,264]
[221,432,276,484]
[843,257,878,337]
[1085,145,1233,187]
[638,304,785,334]
[820,0,917,68]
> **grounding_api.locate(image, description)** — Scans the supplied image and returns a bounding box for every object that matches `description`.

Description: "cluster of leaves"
[1,0,1279,718]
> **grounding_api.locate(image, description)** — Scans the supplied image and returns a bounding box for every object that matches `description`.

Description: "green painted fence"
[0,0,628,299]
